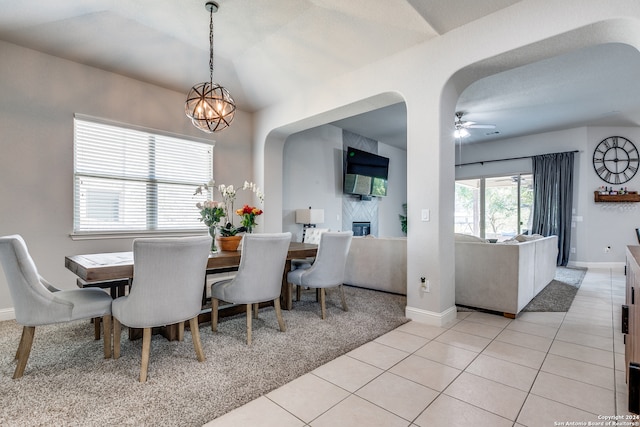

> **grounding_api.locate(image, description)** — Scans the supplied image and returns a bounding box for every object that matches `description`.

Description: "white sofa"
[455,234,558,317]
[344,237,406,295]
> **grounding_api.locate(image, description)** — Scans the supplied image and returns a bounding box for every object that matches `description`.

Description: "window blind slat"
[74,118,213,233]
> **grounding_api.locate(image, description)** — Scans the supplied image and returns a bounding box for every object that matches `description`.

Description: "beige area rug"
[0,286,407,426]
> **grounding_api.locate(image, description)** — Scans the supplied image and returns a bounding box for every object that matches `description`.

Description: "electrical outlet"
[605,246,611,253]
[420,277,430,292]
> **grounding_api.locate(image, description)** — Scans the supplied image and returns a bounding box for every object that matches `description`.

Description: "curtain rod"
[455,150,580,167]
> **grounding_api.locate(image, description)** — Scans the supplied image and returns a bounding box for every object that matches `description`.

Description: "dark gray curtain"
[531,152,574,266]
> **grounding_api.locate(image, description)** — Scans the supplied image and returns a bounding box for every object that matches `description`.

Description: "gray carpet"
[457,266,587,314]
[521,266,587,312]
[0,286,407,427]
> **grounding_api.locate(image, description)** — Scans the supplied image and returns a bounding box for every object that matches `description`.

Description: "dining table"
[65,241,318,340]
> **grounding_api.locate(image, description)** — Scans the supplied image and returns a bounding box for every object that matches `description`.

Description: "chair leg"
[320,288,326,320]
[102,314,112,359]
[211,298,219,332]
[94,317,101,340]
[13,326,35,379]
[246,304,252,345]
[339,285,349,312]
[274,298,286,332]
[140,327,151,382]
[113,317,121,359]
[178,322,185,341]
[189,317,205,362]
[296,284,301,301]
[15,326,28,360]
[253,303,259,319]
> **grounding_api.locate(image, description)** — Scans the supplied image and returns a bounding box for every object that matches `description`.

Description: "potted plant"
[195,180,264,251]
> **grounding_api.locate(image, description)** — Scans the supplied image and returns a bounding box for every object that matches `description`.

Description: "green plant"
[399,203,407,234]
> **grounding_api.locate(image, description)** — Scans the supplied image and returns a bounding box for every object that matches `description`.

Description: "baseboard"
[405,305,457,327]
[0,307,15,322]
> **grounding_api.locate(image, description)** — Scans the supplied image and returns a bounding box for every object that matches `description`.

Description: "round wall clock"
[592,136,639,184]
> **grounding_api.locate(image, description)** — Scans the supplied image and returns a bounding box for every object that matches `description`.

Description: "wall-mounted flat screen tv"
[344,147,389,197]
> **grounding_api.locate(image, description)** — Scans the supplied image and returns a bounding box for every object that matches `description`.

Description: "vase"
[216,235,242,251]
[208,226,218,252]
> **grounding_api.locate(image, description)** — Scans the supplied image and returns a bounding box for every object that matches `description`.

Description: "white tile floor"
[204,268,635,426]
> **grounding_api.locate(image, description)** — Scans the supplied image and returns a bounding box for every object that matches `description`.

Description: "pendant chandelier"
[185,1,235,133]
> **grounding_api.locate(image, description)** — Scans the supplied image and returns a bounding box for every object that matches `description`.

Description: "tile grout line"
[258,268,620,426]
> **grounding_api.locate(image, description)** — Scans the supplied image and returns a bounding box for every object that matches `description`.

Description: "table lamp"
[295,207,325,240]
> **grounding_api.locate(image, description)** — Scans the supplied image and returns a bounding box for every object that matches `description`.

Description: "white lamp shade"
[295,209,324,224]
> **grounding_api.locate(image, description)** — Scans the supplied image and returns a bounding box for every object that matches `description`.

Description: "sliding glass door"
[455,174,533,241]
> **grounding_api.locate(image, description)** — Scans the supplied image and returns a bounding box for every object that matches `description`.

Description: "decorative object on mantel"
[194,180,264,250]
[592,136,639,184]
[185,1,236,133]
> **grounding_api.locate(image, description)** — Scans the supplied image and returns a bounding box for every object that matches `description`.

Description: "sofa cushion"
[514,234,544,242]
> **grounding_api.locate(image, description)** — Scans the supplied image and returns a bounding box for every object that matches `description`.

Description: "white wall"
[455,125,640,266]
[282,125,408,240]
[582,127,640,264]
[0,40,254,316]
[378,143,408,237]
[282,125,344,241]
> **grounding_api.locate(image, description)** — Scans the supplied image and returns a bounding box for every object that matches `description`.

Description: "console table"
[625,245,640,413]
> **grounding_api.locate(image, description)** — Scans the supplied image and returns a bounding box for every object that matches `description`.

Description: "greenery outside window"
[73,115,213,235]
[455,174,533,241]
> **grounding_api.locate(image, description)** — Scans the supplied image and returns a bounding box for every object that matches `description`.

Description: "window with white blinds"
[73,116,213,233]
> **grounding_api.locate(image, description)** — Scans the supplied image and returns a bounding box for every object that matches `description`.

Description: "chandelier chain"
[209,7,214,84]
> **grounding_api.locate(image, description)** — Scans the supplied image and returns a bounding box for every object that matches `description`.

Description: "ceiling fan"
[454,111,496,138]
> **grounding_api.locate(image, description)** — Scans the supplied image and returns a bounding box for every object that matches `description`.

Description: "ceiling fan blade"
[466,124,496,129]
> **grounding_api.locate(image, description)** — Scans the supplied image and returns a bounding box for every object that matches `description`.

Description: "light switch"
[421,209,430,222]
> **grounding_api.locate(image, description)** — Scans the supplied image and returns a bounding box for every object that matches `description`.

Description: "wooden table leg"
[281,260,293,310]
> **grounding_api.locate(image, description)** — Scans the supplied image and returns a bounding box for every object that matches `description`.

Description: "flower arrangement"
[194,180,264,238]
[196,200,225,228]
[236,204,263,233]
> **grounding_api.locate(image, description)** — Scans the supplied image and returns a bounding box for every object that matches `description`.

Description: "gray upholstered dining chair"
[0,234,113,379]
[287,231,353,319]
[291,227,329,271]
[111,235,211,382]
[210,232,291,345]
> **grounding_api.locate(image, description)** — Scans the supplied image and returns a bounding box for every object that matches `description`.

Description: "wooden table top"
[65,242,318,282]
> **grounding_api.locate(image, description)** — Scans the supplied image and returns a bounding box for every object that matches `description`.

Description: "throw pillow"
[514,234,544,242]
[454,233,487,243]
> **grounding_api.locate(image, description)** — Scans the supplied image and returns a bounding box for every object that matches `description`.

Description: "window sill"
[69,230,207,241]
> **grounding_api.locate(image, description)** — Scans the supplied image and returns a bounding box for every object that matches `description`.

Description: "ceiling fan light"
[454,128,469,138]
